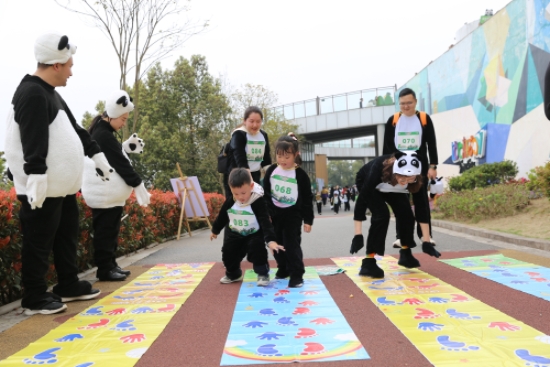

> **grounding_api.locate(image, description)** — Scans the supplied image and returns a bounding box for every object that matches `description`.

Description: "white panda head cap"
[106,90,134,118]
[35,32,77,65]
[393,151,422,176]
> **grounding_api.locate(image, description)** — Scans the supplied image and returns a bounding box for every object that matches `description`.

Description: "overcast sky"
[0,0,512,150]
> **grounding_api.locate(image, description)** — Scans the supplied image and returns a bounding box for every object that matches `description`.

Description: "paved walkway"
[1,202,550,366]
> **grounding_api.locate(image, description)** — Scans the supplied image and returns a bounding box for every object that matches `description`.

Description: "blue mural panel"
[485,123,511,163]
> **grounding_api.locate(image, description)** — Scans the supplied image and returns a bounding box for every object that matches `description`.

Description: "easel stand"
[176,163,212,240]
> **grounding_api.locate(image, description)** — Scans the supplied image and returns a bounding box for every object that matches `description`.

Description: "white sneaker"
[257,275,270,286]
[392,239,401,248]
[220,275,243,284]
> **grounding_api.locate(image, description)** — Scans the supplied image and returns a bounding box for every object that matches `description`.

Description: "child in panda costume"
[4,32,114,315]
[350,151,442,278]
[81,90,151,281]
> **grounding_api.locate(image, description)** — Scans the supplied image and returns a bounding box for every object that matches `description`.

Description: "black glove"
[350,235,364,254]
[422,242,441,258]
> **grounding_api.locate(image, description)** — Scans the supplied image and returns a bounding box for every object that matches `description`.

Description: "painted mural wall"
[399,0,550,177]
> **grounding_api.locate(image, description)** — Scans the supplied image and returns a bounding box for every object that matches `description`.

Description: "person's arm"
[252,198,277,244]
[382,116,396,155]
[63,99,101,158]
[262,165,276,215]
[425,114,438,178]
[261,131,272,167]
[95,130,142,187]
[297,169,314,227]
[411,188,430,224]
[211,199,231,235]
[230,131,249,169]
[15,93,49,175]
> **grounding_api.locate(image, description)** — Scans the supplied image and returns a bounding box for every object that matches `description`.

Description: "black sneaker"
[24,301,67,316]
[275,271,289,280]
[98,268,127,281]
[359,258,384,278]
[53,280,101,303]
[398,248,421,269]
[288,277,304,288]
[115,266,131,276]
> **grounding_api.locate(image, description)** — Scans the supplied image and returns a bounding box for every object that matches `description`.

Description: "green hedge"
[447,160,518,192]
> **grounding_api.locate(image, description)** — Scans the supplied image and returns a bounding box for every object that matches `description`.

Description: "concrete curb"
[432,219,550,252]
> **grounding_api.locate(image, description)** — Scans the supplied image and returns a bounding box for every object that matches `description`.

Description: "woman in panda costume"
[81,90,150,281]
[350,151,441,278]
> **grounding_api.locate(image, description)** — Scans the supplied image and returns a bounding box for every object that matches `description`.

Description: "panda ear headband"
[393,151,422,176]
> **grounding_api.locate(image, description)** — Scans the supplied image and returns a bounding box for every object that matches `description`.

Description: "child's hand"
[210,233,217,241]
[303,224,312,233]
[267,241,285,255]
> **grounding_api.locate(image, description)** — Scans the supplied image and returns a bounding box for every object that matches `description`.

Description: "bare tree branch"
[54,0,208,136]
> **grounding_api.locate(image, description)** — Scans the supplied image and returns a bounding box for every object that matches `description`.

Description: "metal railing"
[271,86,397,120]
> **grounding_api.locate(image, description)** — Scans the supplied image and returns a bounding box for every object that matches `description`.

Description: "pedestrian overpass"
[272,86,397,160]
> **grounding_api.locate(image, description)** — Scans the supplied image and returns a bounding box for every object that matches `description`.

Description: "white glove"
[123,133,145,154]
[134,182,151,207]
[26,174,48,210]
[91,152,114,181]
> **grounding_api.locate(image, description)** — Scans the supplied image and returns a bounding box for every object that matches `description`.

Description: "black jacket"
[383,111,438,175]
[212,196,277,243]
[263,165,315,225]
[227,129,272,173]
[90,120,142,187]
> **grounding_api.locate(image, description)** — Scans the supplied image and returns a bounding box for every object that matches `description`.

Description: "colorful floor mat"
[221,267,370,365]
[440,254,550,302]
[0,262,214,367]
[332,256,550,367]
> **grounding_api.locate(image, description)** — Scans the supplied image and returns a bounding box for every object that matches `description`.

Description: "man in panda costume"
[4,32,114,315]
[81,90,151,281]
[350,151,442,278]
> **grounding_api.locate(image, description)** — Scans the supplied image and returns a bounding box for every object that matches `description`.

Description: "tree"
[134,55,232,192]
[328,160,363,187]
[55,0,208,137]
[81,101,106,130]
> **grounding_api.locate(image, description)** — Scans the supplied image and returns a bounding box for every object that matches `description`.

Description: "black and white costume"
[4,32,112,313]
[351,152,441,278]
[81,90,150,280]
[223,127,271,198]
[263,164,314,285]
[212,184,274,281]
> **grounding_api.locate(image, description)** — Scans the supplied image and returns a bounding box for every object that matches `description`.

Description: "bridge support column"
[375,123,385,156]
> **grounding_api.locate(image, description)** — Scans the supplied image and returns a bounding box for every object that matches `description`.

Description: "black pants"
[92,206,123,273]
[18,194,80,308]
[221,229,269,279]
[272,212,305,279]
[333,202,340,214]
[316,202,322,214]
[223,170,262,200]
[322,196,327,205]
[395,178,432,240]
[366,191,416,256]
[344,202,350,211]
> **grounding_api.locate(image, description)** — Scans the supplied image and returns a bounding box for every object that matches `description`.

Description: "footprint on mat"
[256,344,283,357]
[277,317,298,326]
[259,308,278,316]
[437,336,479,352]
[446,309,481,320]
[110,320,137,332]
[75,363,94,367]
[300,342,325,355]
[23,347,61,364]
[515,349,550,366]
[295,328,318,338]
[413,308,440,319]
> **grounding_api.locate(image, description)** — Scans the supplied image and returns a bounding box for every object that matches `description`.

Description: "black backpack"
[217,142,231,174]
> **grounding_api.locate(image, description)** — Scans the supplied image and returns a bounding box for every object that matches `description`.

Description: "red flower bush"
[0,188,224,306]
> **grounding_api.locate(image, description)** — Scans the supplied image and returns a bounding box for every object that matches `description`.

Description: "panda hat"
[393,151,422,176]
[106,90,134,118]
[35,32,77,64]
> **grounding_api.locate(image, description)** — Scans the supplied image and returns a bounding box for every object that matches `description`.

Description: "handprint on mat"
[243,321,268,328]
[401,298,423,305]
[54,333,83,342]
[418,322,444,332]
[106,308,126,315]
[299,300,319,306]
[256,332,285,340]
[131,307,154,314]
[120,334,146,344]
[309,318,334,325]
[428,297,449,304]
[488,322,520,332]
[274,289,290,296]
